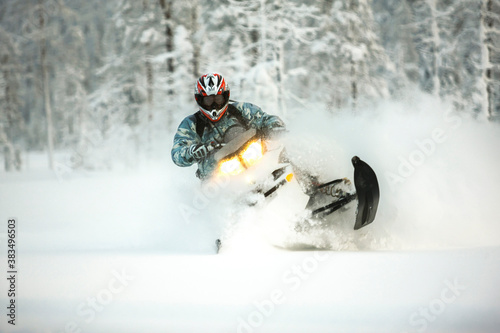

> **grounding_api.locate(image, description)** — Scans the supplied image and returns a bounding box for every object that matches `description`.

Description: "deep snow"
[1,96,500,332]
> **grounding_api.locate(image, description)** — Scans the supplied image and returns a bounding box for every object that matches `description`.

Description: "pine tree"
[197,0,258,90]
[37,0,56,169]
[263,0,318,114]
[310,0,392,110]
[371,0,420,93]
[0,27,23,171]
[1,0,93,169]
[189,0,201,78]
[199,0,318,114]
[405,0,489,115]
[483,0,500,120]
[81,0,164,168]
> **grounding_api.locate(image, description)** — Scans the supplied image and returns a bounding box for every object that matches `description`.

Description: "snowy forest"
[0,0,499,172]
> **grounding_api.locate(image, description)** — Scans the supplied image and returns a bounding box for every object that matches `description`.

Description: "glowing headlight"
[241,140,263,167]
[218,140,264,176]
[219,156,244,175]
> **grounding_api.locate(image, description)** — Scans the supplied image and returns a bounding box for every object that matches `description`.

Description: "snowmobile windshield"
[223,126,246,143]
[214,128,257,162]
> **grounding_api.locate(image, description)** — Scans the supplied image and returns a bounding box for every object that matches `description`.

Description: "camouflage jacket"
[171,101,285,179]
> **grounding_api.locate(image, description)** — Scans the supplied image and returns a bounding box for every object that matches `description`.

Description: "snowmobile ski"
[351,156,380,230]
[311,192,357,217]
[307,156,379,230]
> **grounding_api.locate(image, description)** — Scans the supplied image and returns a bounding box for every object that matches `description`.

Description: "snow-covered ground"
[1,96,500,332]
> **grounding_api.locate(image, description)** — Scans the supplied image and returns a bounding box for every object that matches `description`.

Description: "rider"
[171,73,285,179]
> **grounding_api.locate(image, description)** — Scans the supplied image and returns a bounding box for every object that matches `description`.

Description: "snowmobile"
[207,126,380,253]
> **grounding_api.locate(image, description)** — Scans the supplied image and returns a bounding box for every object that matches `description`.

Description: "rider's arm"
[233,102,285,131]
[171,115,200,167]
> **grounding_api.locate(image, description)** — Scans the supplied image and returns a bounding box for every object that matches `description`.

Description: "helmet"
[194,73,230,122]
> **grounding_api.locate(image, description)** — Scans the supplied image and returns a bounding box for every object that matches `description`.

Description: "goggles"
[198,91,230,110]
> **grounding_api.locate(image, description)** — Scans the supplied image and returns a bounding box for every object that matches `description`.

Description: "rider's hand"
[269,125,287,134]
[188,142,220,161]
[262,122,287,138]
[188,143,209,161]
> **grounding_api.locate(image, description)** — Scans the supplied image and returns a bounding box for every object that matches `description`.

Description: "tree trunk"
[274,0,286,115]
[39,3,54,170]
[483,0,495,120]
[159,0,174,94]
[428,0,442,98]
[351,61,358,111]
[322,0,333,13]
[3,146,12,172]
[407,0,441,96]
[275,40,286,115]
[259,0,267,63]
[146,59,154,158]
[191,0,200,78]
[0,123,21,171]
[249,29,259,67]
[146,60,153,108]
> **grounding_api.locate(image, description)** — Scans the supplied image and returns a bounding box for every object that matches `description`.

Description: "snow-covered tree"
[198,0,318,114]
[371,0,420,93]
[98,0,164,124]
[406,0,442,97]
[1,0,499,173]
[188,0,201,78]
[483,0,500,120]
[310,0,392,110]
[0,0,93,168]
[441,0,485,114]
[406,0,488,115]
[195,0,259,90]
[76,0,163,168]
[0,27,23,171]
[261,0,319,114]
[50,6,91,154]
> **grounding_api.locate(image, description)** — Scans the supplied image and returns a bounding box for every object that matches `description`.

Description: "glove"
[269,124,287,133]
[262,121,287,138]
[188,143,209,161]
[188,142,221,161]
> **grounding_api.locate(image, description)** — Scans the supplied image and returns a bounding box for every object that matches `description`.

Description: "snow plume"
[1,93,499,254]
[277,92,500,250]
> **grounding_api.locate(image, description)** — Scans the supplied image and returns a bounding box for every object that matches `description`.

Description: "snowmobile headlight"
[219,156,244,176]
[241,140,263,167]
[218,140,263,176]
